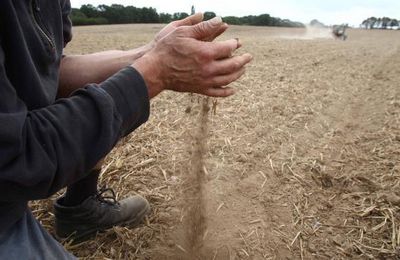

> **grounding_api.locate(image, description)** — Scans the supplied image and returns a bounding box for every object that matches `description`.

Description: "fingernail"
[235,38,242,48]
[209,16,223,25]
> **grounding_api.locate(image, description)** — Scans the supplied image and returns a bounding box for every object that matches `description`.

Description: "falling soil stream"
[182,98,210,259]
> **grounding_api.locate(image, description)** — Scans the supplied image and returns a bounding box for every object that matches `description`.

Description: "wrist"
[131,54,164,98]
[126,41,155,63]
[145,40,156,52]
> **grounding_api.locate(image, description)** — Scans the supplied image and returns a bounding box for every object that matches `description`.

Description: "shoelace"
[95,186,120,206]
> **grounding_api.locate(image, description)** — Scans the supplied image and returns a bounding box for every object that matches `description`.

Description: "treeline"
[361,17,399,29]
[71,4,304,27]
[222,14,303,27]
[71,4,159,25]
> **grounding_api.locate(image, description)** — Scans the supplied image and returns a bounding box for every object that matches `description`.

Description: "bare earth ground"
[31,25,400,259]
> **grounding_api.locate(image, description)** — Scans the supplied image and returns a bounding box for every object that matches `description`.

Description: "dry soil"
[32,25,400,260]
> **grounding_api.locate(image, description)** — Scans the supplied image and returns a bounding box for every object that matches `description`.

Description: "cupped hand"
[154,13,229,43]
[154,13,203,42]
[133,17,253,98]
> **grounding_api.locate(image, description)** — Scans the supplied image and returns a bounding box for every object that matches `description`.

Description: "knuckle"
[226,74,237,84]
[207,77,219,86]
[220,88,228,97]
[199,48,213,60]
[201,65,213,78]
[192,24,205,35]
[222,44,234,56]
[222,78,231,86]
[232,60,241,70]
[174,27,186,35]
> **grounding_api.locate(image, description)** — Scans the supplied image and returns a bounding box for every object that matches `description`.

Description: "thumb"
[186,16,225,39]
[173,13,204,26]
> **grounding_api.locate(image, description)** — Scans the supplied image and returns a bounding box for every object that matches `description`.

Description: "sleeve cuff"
[100,66,150,137]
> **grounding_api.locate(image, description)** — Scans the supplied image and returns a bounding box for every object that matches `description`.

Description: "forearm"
[58,43,153,97]
[0,66,149,201]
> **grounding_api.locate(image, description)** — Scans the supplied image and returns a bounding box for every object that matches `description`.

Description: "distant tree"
[223,16,242,25]
[70,8,87,25]
[310,19,326,27]
[281,19,295,27]
[389,19,399,28]
[370,17,378,28]
[140,7,159,23]
[376,17,383,28]
[71,7,108,25]
[270,17,281,26]
[71,8,86,19]
[203,12,216,21]
[172,12,189,21]
[382,17,391,29]
[253,14,271,26]
[361,19,369,29]
[240,15,255,25]
[361,17,377,29]
[361,16,398,29]
[126,6,141,23]
[80,4,99,18]
[159,13,172,23]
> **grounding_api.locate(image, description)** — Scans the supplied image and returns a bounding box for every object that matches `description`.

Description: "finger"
[204,67,246,88]
[206,39,241,60]
[202,87,236,97]
[172,13,204,27]
[236,38,243,49]
[203,23,229,41]
[185,16,225,40]
[206,53,253,76]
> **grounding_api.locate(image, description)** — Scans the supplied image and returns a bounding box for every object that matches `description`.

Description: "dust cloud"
[278,25,333,40]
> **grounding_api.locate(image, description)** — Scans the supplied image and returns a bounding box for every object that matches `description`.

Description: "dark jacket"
[0,0,149,231]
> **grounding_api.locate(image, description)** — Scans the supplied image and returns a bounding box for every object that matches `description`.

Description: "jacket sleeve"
[60,0,72,46]
[0,43,149,202]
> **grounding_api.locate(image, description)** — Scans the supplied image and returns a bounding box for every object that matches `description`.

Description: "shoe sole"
[57,203,150,245]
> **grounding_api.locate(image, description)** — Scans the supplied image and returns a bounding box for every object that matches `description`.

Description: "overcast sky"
[70,0,400,26]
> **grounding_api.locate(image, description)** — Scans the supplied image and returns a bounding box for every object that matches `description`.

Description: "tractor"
[332,24,348,40]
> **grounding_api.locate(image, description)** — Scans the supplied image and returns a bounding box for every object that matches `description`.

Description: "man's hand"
[154,13,229,43]
[154,13,203,42]
[132,17,253,98]
[59,14,231,98]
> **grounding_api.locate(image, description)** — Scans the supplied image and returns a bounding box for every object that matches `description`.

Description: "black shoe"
[54,188,150,243]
